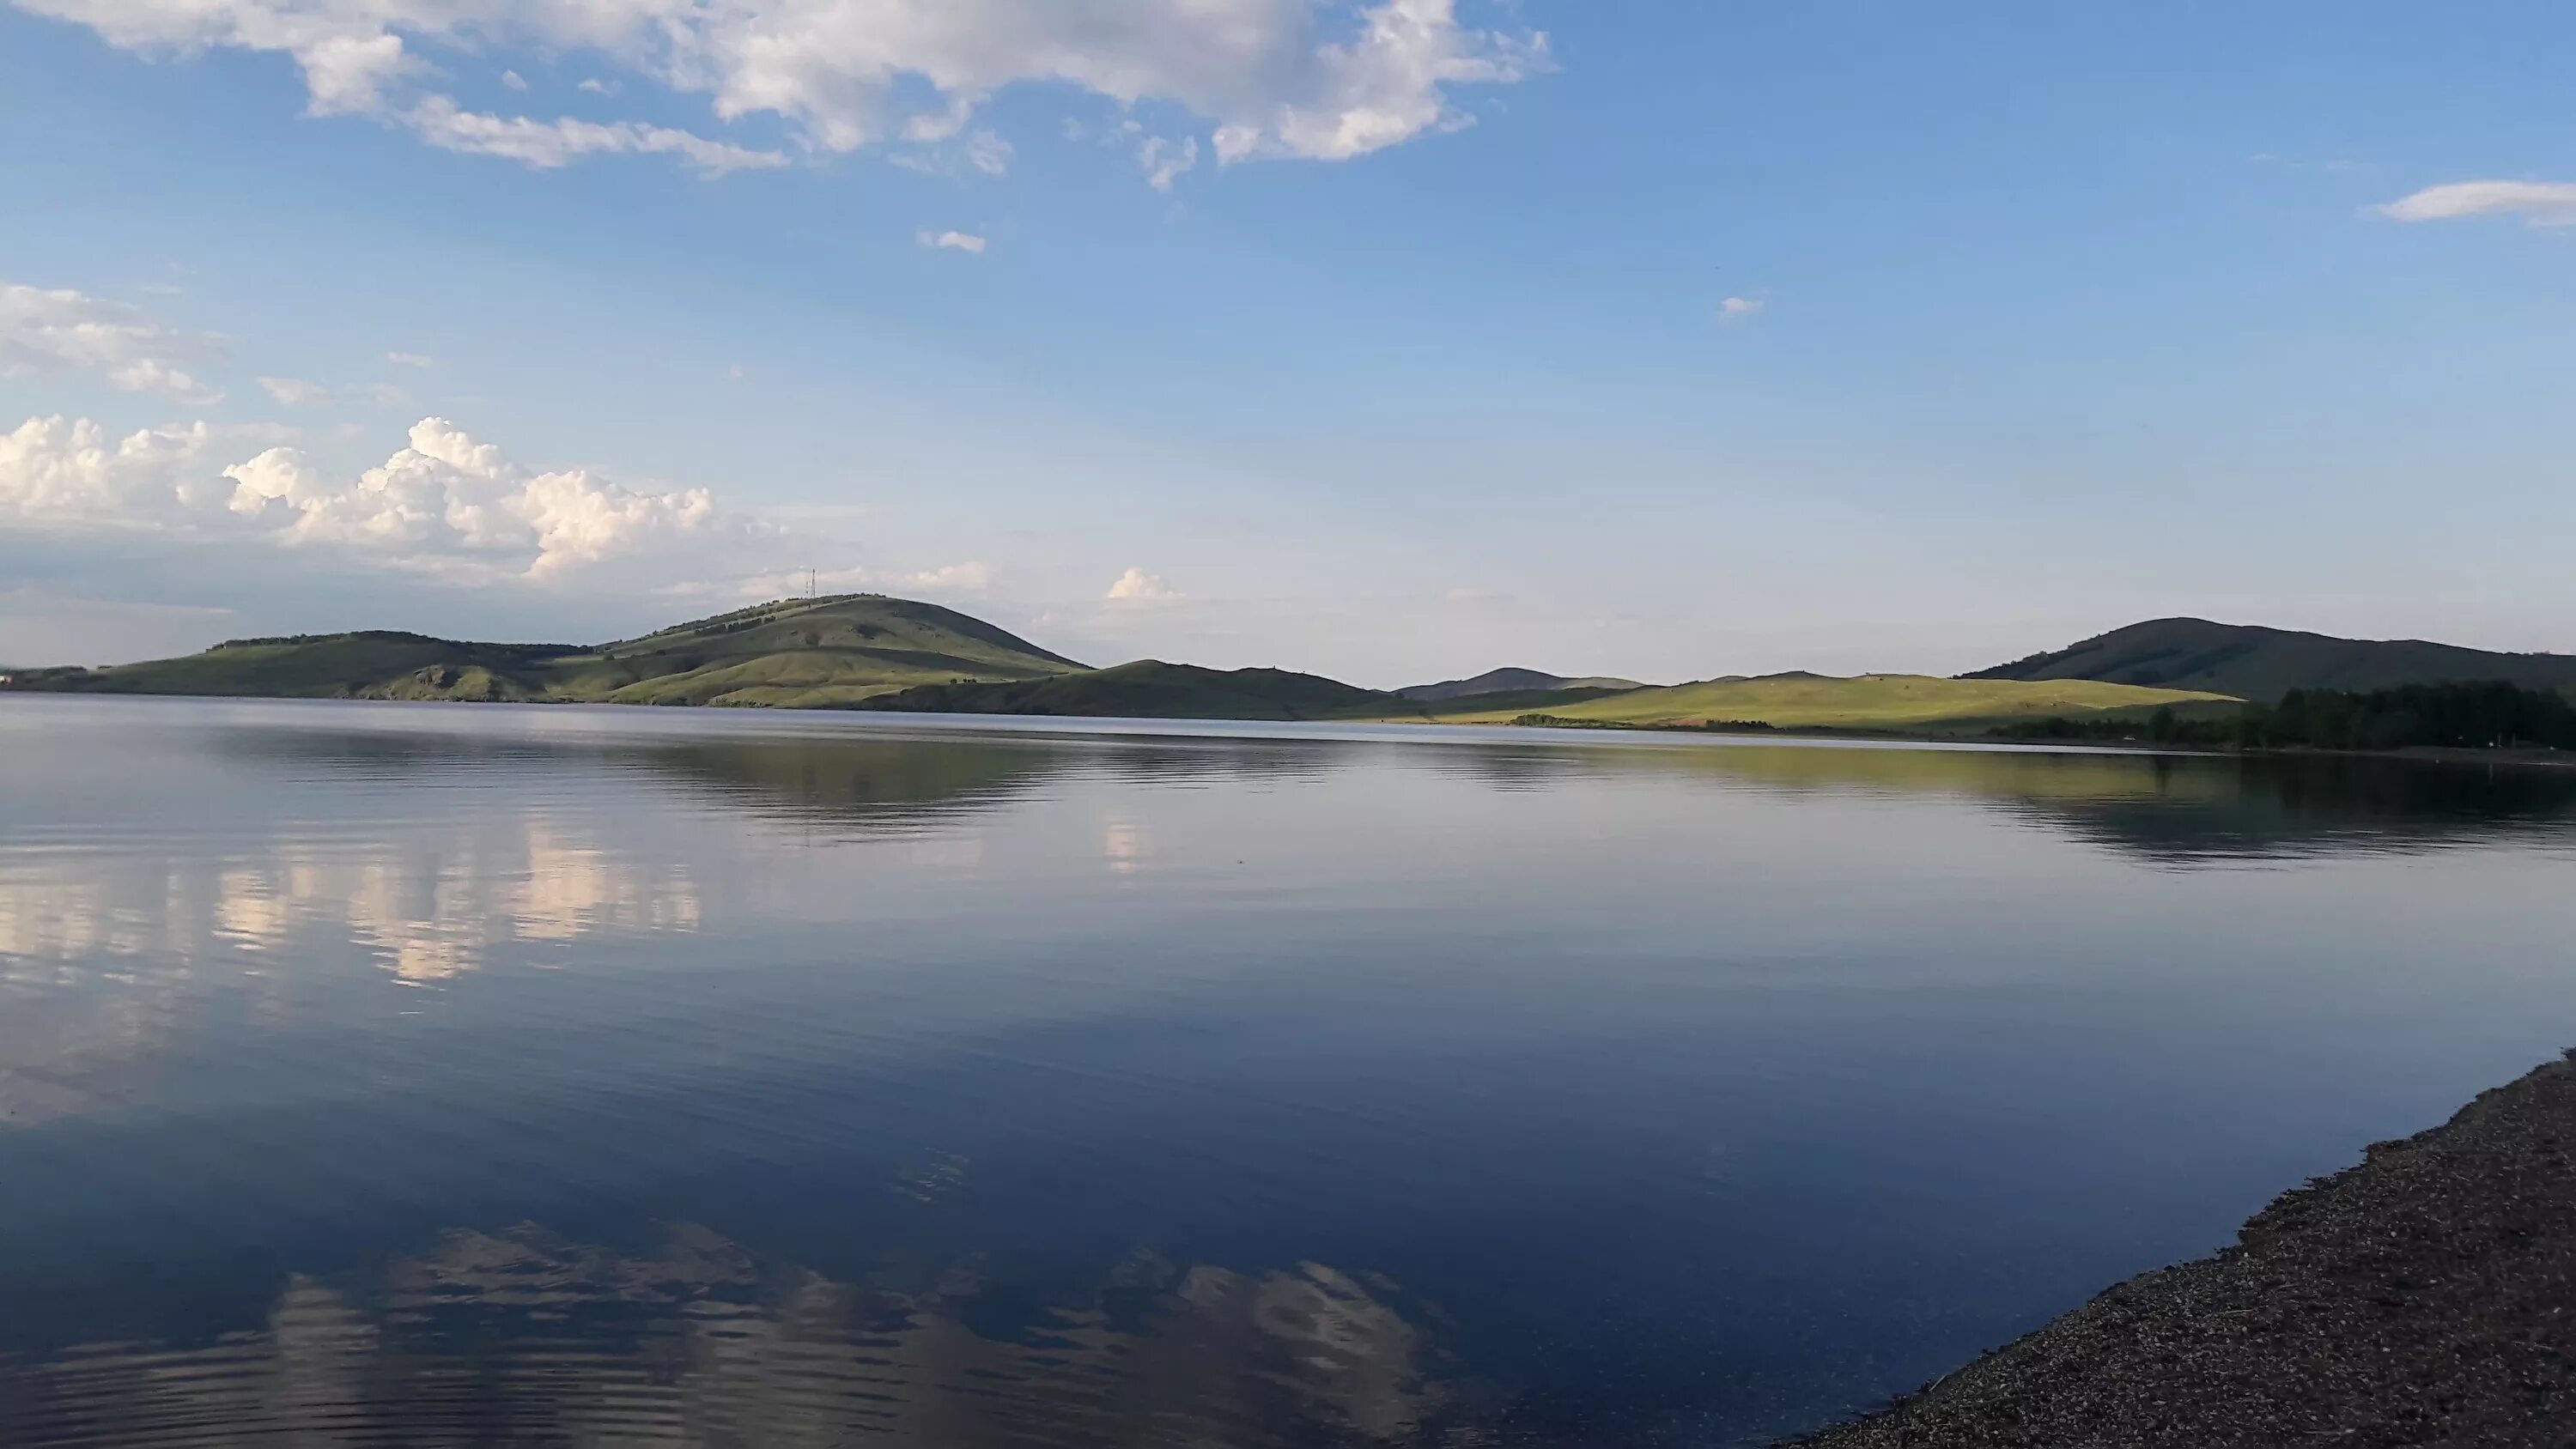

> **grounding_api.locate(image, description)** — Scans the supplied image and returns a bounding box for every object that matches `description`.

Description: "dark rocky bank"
[1787,1052,2576,1448]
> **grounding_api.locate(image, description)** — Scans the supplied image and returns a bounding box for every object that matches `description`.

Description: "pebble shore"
[1789,1051,2576,1448]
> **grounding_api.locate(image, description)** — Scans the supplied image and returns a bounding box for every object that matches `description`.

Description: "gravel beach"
[1789,1051,2576,1448]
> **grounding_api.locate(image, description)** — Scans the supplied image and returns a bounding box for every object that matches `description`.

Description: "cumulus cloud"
[916,229,988,253]
[1105,567,1177,602]
[1,282,227,404]
[0,415,231,519]
[3,412,770,584]
[258,376,335,404]
[12,0,1545,178]
[1717,295,1764,322]
[2377,180,2576,228]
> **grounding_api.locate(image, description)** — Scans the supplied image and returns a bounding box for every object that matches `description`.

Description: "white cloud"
[501,68,527,91]
[401,95,787,174]
[368,382,411,405]
[0,415,229,520]
[226,416,759,578]
[258,376,335,404]
[384,350,434,367]
[1717,295,1764,322]
[1105,567,1178,602]
[2377,180,2576,228]
[3,412,771,584]
[1,282,227,404]
[1209,0,1548,164]
[13,0,1544,178]
[904,561,991,594]
[916,229,988,253]
[576,76,617,95]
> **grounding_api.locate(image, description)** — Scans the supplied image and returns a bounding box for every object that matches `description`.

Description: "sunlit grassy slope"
[1399,672,2238,732]
[18,596,1084,706]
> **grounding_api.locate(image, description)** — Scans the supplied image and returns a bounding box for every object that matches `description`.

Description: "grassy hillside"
[6,596,1084,707]
[854,660,1388,721]
[8,632,584,701]
[1395,667,1644,702]
[579,596,1083,706]
[1969,618,2576,702]
[1401,672,2237,732]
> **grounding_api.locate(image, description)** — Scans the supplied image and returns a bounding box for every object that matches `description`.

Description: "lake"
[2,696,2572,1446]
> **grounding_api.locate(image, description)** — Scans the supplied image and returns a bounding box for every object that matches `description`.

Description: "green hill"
[854,660,1387,720]
[6,596,1084,707]
[1395,667,1645,702]
[1968,618,2576,703]
[1400,672,2237,733]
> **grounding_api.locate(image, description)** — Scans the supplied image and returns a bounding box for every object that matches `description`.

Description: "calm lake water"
[3,697,2573,1446]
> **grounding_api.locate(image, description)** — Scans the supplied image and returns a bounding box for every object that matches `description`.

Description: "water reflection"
[3,700,2574,1446]
[1425,737,2576,863]
[0,1223,1449,1448]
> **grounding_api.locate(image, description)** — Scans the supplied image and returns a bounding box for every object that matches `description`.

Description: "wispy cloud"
[385,351,434,368]
[966,130,1013,177]
[1139,134,1199,192]
[258,376,335,405]
[2377,180,2576,228]
[1717,295,1765,322]
[917,230,989,254]
[1,282,227,404]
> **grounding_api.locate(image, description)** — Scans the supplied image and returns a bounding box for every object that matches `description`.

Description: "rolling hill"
[1968,618,2576,702]
[1399,672,2238,733]
[1395,667,1645,702]
[854,661,1387,720]
[4,596,1085,707]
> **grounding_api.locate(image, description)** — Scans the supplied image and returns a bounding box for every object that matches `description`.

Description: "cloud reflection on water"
[2,1222,1450,1449]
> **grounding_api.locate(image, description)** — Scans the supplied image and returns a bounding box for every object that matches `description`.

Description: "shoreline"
[7,688,2573,769]
[1781,1052,2576,1447]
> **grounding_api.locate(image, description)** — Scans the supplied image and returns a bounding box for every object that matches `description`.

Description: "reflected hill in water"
[1431,740,2576,863]
[0,1222,1462,1449]
[209,718,1362,838]
[205,712,2576,864]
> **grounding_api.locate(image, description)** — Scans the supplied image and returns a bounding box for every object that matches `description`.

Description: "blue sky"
[3,1,2572,685]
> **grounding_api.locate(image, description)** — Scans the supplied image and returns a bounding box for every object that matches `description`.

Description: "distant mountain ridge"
[1395,667,1645,701]
[4,596,1084,708]
[1965,618,2576,702]
[26,602,2555,737]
